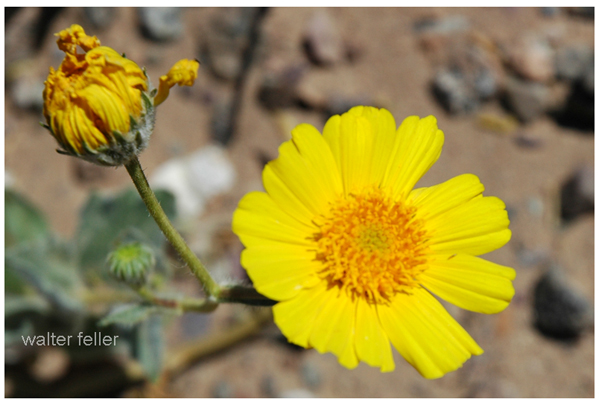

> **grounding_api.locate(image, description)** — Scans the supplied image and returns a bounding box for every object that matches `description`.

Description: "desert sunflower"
[233,106,515,378]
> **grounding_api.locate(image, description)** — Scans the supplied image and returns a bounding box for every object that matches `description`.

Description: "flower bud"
[107,242,155,286]
[43,24,200,166]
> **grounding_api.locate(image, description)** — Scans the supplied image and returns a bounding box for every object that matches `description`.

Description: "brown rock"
[303,10,344,66]
[509,36,555,82]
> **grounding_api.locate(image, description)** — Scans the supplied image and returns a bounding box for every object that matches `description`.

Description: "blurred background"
[4,7,594,397]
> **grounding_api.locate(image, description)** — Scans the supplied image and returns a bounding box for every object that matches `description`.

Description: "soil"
[4,7,594,398]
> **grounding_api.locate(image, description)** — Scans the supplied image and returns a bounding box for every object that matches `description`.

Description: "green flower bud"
[107,242,155,286]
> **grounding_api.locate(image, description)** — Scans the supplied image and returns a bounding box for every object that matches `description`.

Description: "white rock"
[150,144,236,219]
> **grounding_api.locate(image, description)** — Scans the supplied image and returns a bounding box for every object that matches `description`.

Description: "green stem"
[135,286,217,313]
[125,156,221,298]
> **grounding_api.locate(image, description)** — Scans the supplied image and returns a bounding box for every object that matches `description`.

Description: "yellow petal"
[354,299,395,372]
[381,115,444,200]
[378,287,482,379]
[409,173,484,221]
[427,195,511,256]
[272,281,330,348]
[308,289,359,370]
[232,191,315,247]
[322,106,397,195]
[240,242,320,301]
[55,24,100,54]
[154,59,199,106]
[263,124,342,223]
[420,254,516,314]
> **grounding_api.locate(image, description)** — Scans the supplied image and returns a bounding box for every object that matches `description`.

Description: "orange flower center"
[314,187,430,304]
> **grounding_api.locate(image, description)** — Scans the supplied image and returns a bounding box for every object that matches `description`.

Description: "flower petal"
[427,196,511,256]
[409,173,485,221]
[240,242,320,301]
[420,254,516,314]
[322,106,397,195]
[354,299,395,372]
[154,59,199,106]
[232,191,315,247]
[381,115,444,200]
[378,287,483,379]
[308,289,359,369]
[272,281,331,348]
[263,123,343,224]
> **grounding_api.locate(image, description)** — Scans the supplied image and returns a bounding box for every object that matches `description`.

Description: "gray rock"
[560,165,594,222]
[303,10,344,66]
[258,64,306,110]
[432,43,502,114]
[138,8,183,42]
[11,76,45,111]
[202,8,261,81]
[433,67,480,114]
[555,44,593,82]
[503,76,550,122]
[301,361,322,389]
[84,7,116,29]
[211,96,236,145]
[533,264,593,340]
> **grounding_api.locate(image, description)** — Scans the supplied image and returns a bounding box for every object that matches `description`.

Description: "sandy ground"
[5,7,594,397]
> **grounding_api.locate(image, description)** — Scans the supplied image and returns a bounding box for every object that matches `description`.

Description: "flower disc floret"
[315,187,430,304]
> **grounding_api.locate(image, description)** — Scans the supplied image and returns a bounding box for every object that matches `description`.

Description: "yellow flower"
[232,106,515,378]
[43,24,200,166]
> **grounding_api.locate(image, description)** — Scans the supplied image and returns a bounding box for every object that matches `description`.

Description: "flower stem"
[125,156,221,298]
[135,286,218,313]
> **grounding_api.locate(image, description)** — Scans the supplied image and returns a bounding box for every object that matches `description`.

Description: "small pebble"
[533,264,593,340]
[301,361,322,389]
[503,76,550,122]
[84,7,116,29]
[560,165,594,222]
[555,44,593,82]
[11,76,45,111]
[476,112,519,134]
[29,347,70,383]
[514,133,544,149]
[138,8,183,42]
[303,10,344,66]
[432,67,479,114]
[509,36,555,82]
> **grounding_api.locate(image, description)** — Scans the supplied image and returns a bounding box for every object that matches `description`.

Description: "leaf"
[5,294,50,317]
[5,237,83,313]
[75,189,176,274]
[99,304,160,327]
[136,315,163,381]
[5,189,49,247]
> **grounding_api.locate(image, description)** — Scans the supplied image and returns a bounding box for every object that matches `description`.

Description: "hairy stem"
[135,286,218,313]
[125,156,221,298]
